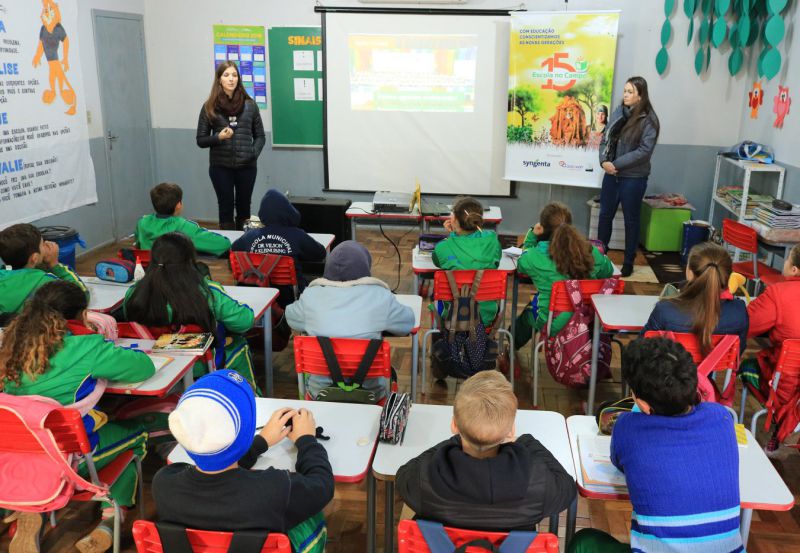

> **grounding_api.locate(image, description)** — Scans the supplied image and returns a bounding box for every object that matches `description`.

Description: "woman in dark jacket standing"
[197,61,266,230]
[598,76,659,277]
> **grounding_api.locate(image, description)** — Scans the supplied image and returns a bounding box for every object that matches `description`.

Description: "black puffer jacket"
[196,100,266,168]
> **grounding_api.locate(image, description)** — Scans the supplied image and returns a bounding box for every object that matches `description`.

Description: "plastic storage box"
[639,202,692,252]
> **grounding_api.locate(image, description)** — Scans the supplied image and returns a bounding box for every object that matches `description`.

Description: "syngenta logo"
[523,159,551,168]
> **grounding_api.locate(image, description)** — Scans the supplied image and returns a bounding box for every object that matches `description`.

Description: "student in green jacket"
[0,281,155,553]
[514,202,614,348]
[432,196,502,326]
[135,182,231,257]
[123,232,257,389]
[0,223,88,320]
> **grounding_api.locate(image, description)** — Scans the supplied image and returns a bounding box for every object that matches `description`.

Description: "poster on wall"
[505,11,620,188]
[213,25,267,109]
[0,0,97,229]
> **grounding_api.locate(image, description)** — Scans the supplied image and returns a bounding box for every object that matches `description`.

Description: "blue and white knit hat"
[168,371,256,471]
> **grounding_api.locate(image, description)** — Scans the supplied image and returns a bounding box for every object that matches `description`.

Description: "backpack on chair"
[430,270,500,379]
[544,278,618,388]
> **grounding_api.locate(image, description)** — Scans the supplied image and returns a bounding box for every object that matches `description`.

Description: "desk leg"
[548,513,558,534]
[351,219,357,242]
[367,472,376,553]
[413,272,419,296]
[587,313,601,415]
[263,310,273,398]
[182,367,195,389]
[511,273,519,343]
[384,481,395,553]
[740,508,752,546]
[411,333,419,400]
[566,494,577,547]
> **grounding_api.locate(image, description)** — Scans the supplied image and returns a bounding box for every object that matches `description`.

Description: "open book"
[577,434,628,494]
[152,333,213,354]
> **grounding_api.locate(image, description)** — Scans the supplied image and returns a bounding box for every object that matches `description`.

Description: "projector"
[373,190,413,213]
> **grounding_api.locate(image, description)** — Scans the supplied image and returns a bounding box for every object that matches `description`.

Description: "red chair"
[229,251,299,300]
[0,405,143,553]
[293,335,393,404]
[397,520,559,553]
[722,219,783,293]
[644,332,740,406]
[531,279,625,407]
[420,270,512,393]
[132,520,291,553]
[740,339,800,439]
[118,248,151,268]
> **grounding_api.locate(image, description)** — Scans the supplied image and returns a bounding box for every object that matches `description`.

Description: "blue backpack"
[416,520,538,553]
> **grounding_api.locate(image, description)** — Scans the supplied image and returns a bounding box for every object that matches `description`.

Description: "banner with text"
[0,0,96,228]
[505,12,620,188]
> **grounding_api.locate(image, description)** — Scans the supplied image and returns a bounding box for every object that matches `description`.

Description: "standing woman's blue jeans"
[598,174,648,265]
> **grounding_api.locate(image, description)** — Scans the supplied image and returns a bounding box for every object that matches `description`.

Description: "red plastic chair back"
[118,248,151,268]
[397,520,559,553]
[293,336,392,380]
[722,219,758,254]
[229,251,298,287]
[431,270,509,302]
[44,408,94,456]
[643,332,739,367]
[548,278,625,313]
[132,520,292,553]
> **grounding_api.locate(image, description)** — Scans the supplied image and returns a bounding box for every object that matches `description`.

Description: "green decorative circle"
[687,17,695,44]
[767,0,788,13]
[699,18,710,43]
[764,15,785,46]
[661,19,673,44]
[656,47,669,74]
[684,0,697,17]
[761,47,781,79]
[712,18,728,46]
[715,0,731,15]
[665,0,676,16]
[695,49,706,74]
[728,48,743,74]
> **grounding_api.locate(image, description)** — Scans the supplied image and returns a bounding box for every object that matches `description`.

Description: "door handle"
[106,130,119,149]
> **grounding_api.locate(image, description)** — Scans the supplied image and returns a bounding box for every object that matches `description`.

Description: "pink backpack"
[0,393,108,512]
[545,278,618,388]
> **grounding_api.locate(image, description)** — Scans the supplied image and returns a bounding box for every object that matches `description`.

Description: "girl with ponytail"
[0,280,154,553]
[513,202,614,351]
[643,242,748,355]
[123,232,258,389]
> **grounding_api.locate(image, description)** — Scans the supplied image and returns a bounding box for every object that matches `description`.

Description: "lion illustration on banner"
[32,0,77,115]
[549,96,588,147]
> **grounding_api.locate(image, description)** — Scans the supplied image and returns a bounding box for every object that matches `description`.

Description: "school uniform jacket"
[0,265,87,316]
[135,214,231,257]
[747,276,800,372]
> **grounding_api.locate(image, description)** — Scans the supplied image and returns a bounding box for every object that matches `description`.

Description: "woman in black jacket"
[197,61,266,230]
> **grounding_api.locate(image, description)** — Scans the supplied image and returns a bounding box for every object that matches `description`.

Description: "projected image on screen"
[348,34,477,112]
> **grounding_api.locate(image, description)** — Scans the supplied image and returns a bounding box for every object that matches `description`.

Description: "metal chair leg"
[532,340,544,407]
[750,408,766,439]
[112,501,121,553]
[135,456,145,520]
[739,386,749,424]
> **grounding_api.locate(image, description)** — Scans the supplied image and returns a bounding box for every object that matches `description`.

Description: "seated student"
[642,242,748,355]
[0,281,155,553]
[514,202,614,348]
[396,371,575,531]
[0,223,87,318]
[123,232,257,388]
[432,196,502,326]
[285,240,414,401]
[740,243,800,453]
[154,371,334,553]
[135,182,231,257]
[568,338,743,553]
[231,188,327,305]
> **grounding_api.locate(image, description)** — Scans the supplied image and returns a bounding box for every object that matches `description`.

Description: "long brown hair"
[203,61,251,120]
[0,281,87,387]
[669,242,732,354]
[452,196,485,233]
[540,202,595,278]
[620,76,660,144]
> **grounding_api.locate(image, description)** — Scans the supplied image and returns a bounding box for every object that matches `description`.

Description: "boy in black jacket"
[153,371,333,551]
[396,371,575,531]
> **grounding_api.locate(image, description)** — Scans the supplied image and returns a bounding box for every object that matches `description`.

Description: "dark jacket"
[642,298,749,354]
[396,434,576,532]
[600,105,659,178]
[196,100,266,168]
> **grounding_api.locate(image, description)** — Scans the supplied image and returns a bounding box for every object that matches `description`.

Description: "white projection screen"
[322,11,511,196]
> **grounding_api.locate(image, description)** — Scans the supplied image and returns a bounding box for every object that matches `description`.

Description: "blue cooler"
[38,226,86,270]
[680,221,712,265]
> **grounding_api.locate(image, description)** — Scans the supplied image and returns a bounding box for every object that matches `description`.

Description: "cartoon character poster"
[0,0,96,229]
[505,12,620,188]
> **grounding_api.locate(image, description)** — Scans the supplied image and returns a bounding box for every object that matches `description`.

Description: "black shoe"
[621,263,634,277]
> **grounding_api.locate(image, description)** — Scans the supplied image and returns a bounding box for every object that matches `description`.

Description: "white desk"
[566,415,794,547]
[168,398,382,483]
[586,294,660,415]
[105,338,198,396]
[85,277,132,313]
[394,295,423,400]
[211,230,335,251]
[369,405,577,553]
[224,286,280,397]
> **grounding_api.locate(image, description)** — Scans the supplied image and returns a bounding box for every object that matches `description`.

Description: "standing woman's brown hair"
[669,242,732,354]
[452,196,485,233]
[540,202,595,279]
[203,61,252,120]
[619,76,660,144]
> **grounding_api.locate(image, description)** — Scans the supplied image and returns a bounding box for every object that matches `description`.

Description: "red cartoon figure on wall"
[773,86,791,129]
[32,0,77,115]
[748,81,764,119]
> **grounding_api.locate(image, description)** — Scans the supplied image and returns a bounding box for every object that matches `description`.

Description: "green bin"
[639,202,692,252]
